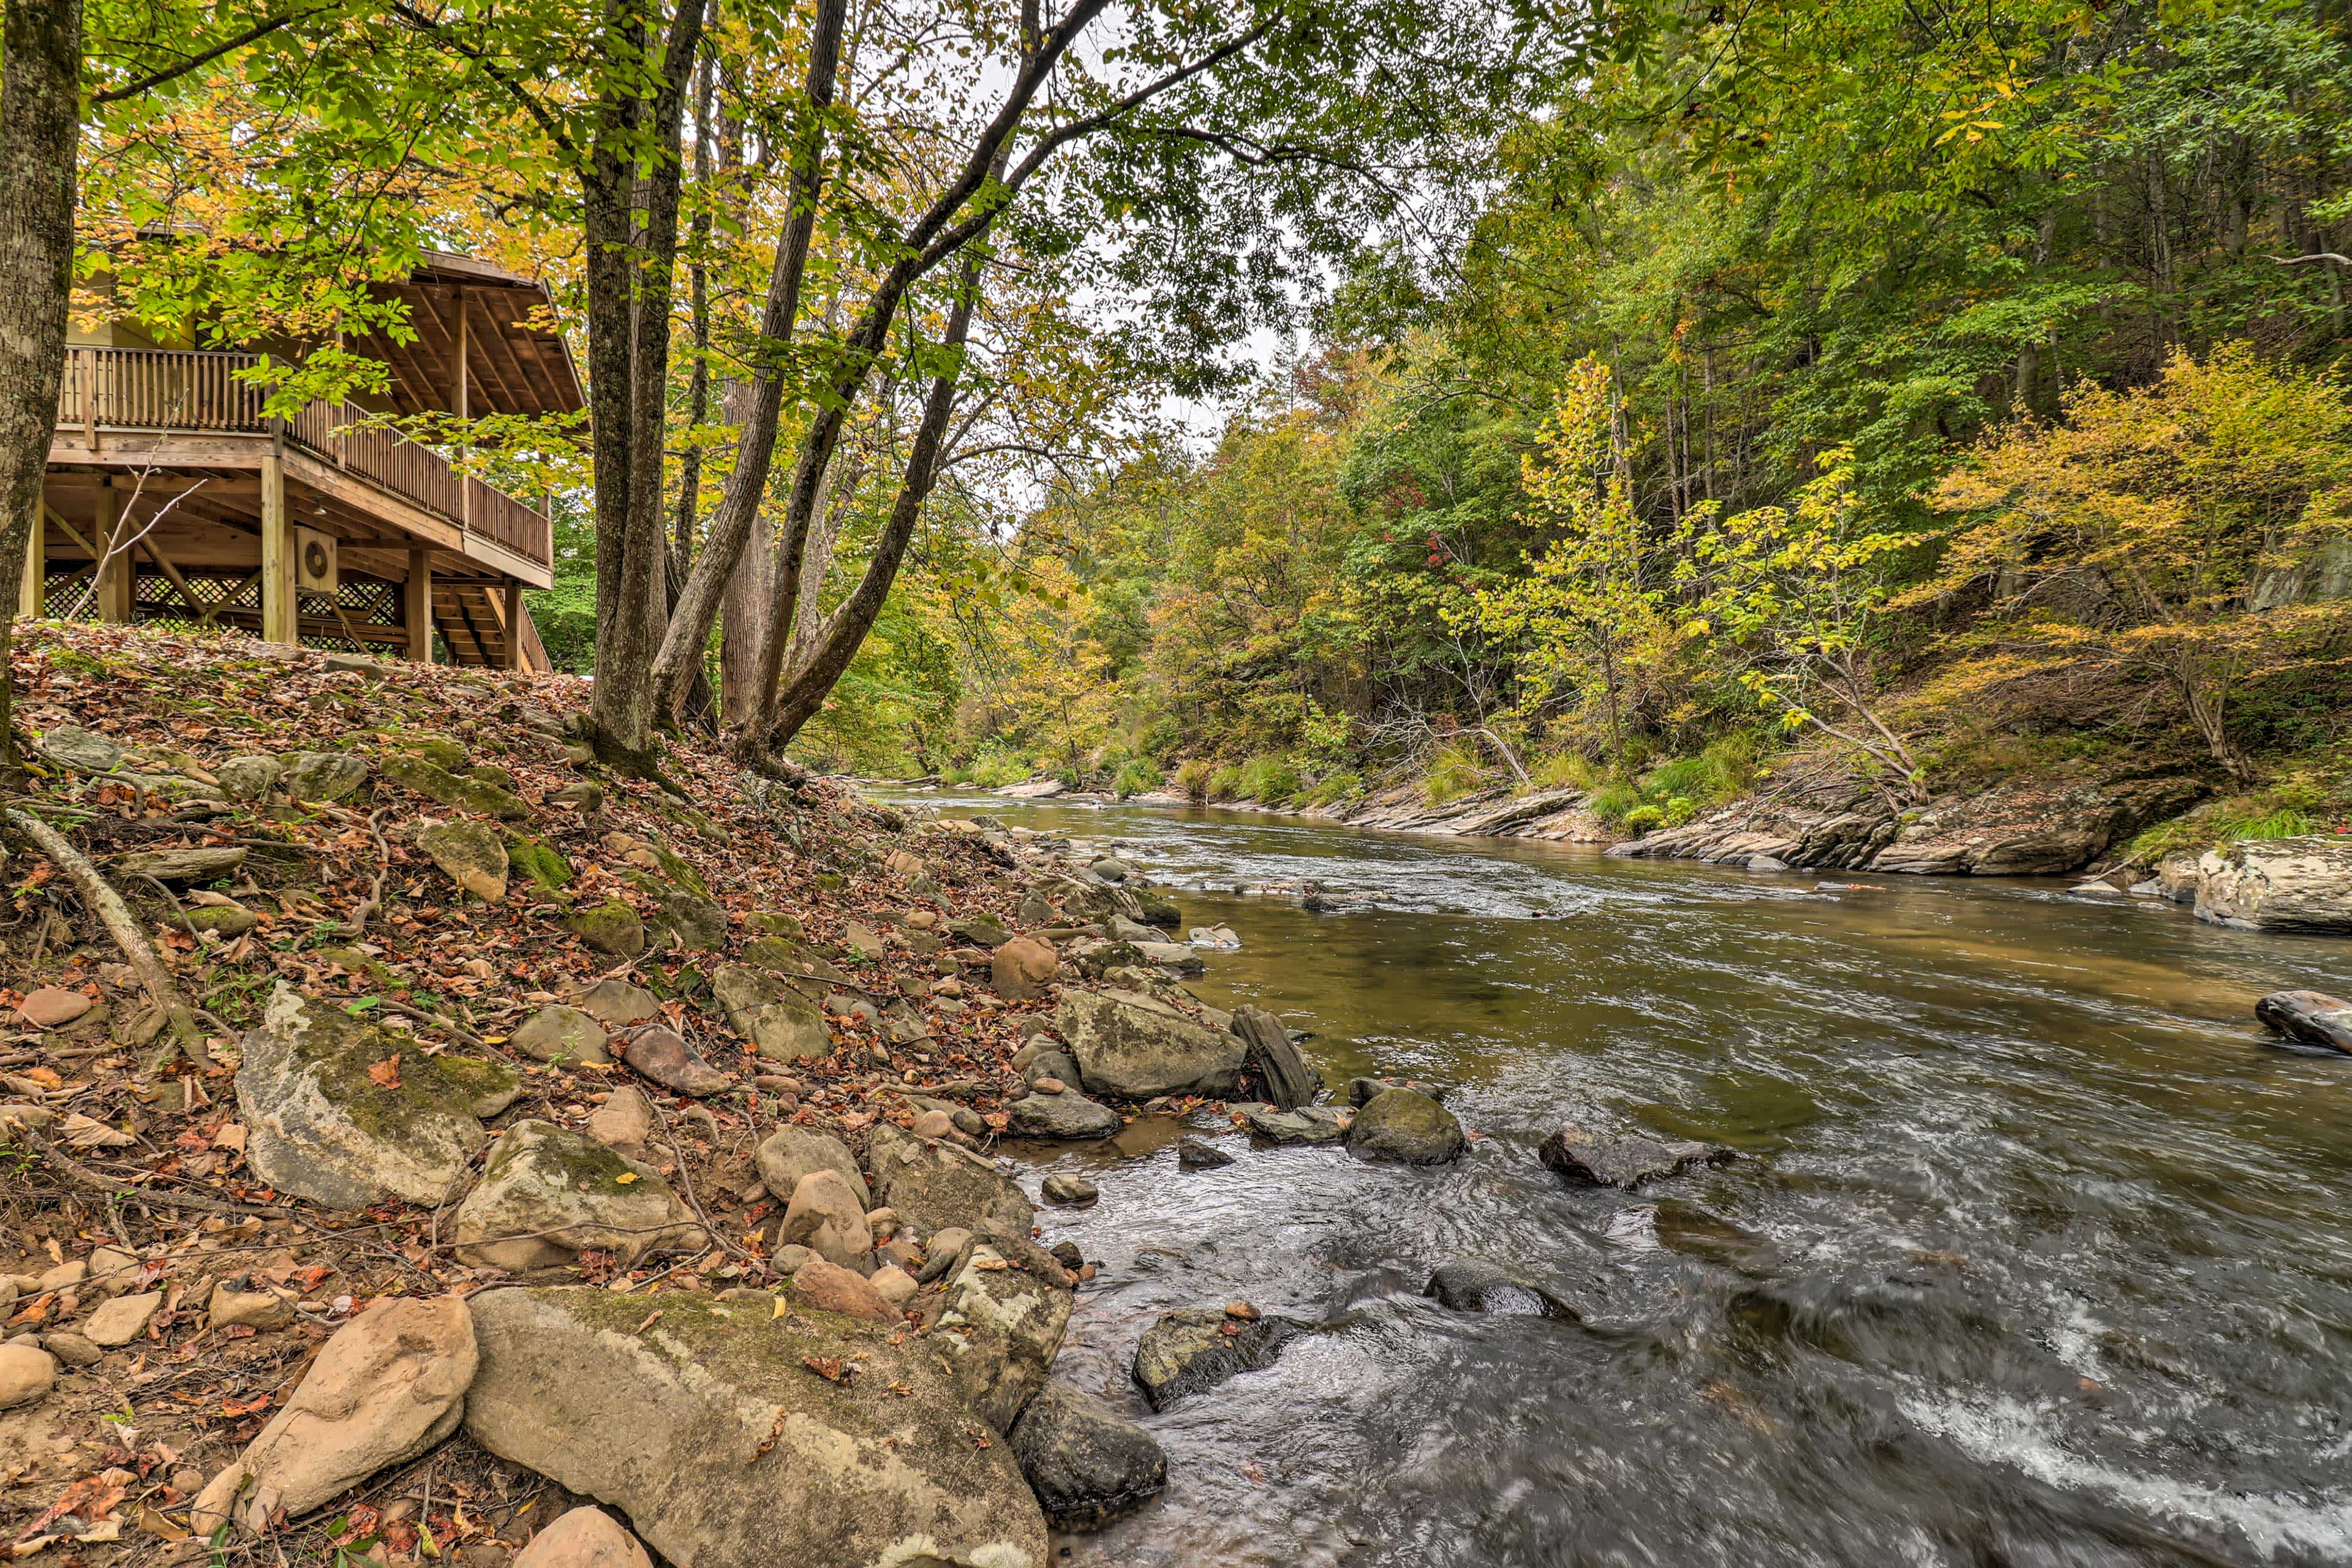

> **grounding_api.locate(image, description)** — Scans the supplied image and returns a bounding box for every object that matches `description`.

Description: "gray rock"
[1132,1308,1305,1411]
[37,726,124,773]
[947,913,1012,949]
[1347,1075,1447,1107]
[510,1005,611,1066]
[1231,1006,1321,1111]
[1747,854,1790,872]
[1538,1125,1727,1188]
[1240,1104,1346,1145]
[931,1242,1074,1431]
[1424,1259,1576,1320]
[235,984,492,1208]
[462,1287,1047,1568]
[283,750,369,804]
[754,1126,871,1210]
[567,978,661,1027]
[1008,1378,1167,1531]
[1056,988,1246,1100]
[612,1024,729,1098]
[867,1124,1033,1237]
[1023,1049,1083,1088]
[2255,989,2352,1054]
[710,965,829,1061]
[1133,940,1205,974]
[1175,1137,1234,1169]
[1346,1088,1464,1165]
[417,820,508,903]
[452,1120,703,1272]
[1041,1173,1099,1205]
[1006,1091,1121,1140]
[778,1169,873,1271]
[1088,858,1134,884]
[2196,835,2352,932]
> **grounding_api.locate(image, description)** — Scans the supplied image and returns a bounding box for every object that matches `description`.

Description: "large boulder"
[867,1123,1033,1236]
[1537,1125,1727,1189]
[1055,988,1246,1100]
[235,984,497,1208]
[2196,835,2352,933]
[2255,989,2352,1054]
[930,1243,1074,1431]
[990,936,1059,1001]
[417,820,508,903]
[1007,1378,1167,1531]
[193,1296,476,1534]
[754,1126,870,1210]
[778,1170,873,1271]
[1345,1088,1464,1165]
[452,1121,704,1272]
[1132,1308,1305,1411]
[1231,1006,1321,1110]
[1005,1089,1121,1140]
[463,1287,1049,1568]
[710,965,829,1061]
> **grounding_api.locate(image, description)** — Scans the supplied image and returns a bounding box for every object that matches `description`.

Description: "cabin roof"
[350,250,585,423]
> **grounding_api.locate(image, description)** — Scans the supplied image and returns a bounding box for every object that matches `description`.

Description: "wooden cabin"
[32,251,579,670]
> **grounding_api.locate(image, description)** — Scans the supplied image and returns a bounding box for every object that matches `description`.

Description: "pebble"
[1042,1173,1099,1206]
[1031,1077,1066,1095]
[1176,1137,1235,1170]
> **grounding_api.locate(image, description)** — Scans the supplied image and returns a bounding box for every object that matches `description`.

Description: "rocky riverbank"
[0,621,1488,1567]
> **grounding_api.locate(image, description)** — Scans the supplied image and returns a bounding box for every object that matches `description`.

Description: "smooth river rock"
[451,1120,704,1272]
[462,1286,1049,1568]
[1346,1088,1464,1164]
[1133,1308,1306,1411]
[867,1123,1034,1236]
[2196,835,2352,933]
[1539,1125,1727,1188]
[2254,989,2352,1054]
[1424,1259,1577,1320]
[513,1507,653,1568]
[1008,1377,1168,1531]
[1006,1089,1121,1140]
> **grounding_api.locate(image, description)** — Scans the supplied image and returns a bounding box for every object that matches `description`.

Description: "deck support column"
[92,482,130,623]
[500,579,525,671]
[17,503,43,619]
[259,450,295,644]
[405,548,434,663]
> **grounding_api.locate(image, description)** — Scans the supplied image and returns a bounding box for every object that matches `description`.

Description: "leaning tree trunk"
[0,0,81,779]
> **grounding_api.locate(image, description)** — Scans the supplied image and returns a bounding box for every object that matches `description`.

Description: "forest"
[1,0,2349,853]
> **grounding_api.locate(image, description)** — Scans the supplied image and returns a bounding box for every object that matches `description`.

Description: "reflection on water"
[899,789,2352,1567]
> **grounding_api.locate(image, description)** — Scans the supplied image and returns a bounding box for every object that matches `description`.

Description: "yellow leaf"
[614,1172,639,1185]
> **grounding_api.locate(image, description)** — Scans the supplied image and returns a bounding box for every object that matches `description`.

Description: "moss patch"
[507,834,575,892]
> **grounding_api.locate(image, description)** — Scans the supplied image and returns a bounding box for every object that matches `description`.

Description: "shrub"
[1238,755,1303,805]
[1207,764,1243,801]
[1621,802,1665,834]
[1174,760,1213,801]
[2127,790,2333,863]
[1114,758,1163,799]
[1423,744,1484,805]
[1308,770,1365,805]
[961,747,1032,789]
[1529,750,1600,792]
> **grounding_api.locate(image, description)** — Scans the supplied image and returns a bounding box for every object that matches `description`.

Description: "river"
[900,788,2352,1568]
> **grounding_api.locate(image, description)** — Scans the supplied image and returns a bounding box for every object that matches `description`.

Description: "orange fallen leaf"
[366,1055,402,1090]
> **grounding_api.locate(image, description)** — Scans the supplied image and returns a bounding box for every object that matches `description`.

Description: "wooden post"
[501,579,524,670]
[456,290,472,531]
[259,448,295,644]
[18,502,43,619]
[92,481,130,623]
[405,548,434,663]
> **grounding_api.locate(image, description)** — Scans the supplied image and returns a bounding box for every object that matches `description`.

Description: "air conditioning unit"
[296,527,339,595]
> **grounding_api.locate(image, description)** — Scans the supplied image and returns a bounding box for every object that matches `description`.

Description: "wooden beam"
[405,548,433,663]
[93,481,130,624]
[18,502,43,618]
[500,579,526,670]
[260,450,294,643]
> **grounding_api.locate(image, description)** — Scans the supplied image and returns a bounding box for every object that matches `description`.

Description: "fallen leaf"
[60,1113,135,1149]
[614,1172,638,1185]
[366,1055,401,1090]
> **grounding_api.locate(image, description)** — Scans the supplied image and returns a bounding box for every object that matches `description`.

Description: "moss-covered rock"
[710,965,829,1061]
[567,900,646,958]
[1346,1087,1464,1165]
[451,1121,701,1271]
[421,1052,521,1118]
[391,734,469,772]
[462,1287,1047,1568]
[740,935,852,984]
[470,763,516,792]
[380,752,530,821]
[504,834,573,894]
[178,903,258,937]
[628,872,728,951]
[748,910,805,939]
[417,820,509,903]
[284,750,369,804]
[510,1004,610,1065]
[233,984,488,1209]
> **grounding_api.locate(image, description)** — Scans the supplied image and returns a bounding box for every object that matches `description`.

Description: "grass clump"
[1113,758,1163,799]
[1422,744,1485,805]
[1174,760,1213,801]
[1237,755,1303,805]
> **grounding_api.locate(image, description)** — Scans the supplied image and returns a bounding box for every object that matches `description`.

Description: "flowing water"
[902,790,2352,1568]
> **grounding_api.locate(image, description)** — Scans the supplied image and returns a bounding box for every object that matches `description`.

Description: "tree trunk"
[0,0,81,779]
[584,0,707,767]
[758,274,978,752]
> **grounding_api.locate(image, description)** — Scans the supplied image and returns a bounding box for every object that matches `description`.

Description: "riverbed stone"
[612,1024,729,1097]
[711,965,830,1061]
[1056,987,1246,1100]
[1041,1173,1099,1205]
[1008,1377,1167,1531]
[1006,1090,1121,1140]
[568,900,647,958]
[867,1123,1034,1236]
[1346,1088,1464,1164]
[992,935,1060,1000]
[932,1242,1074,1431]
[194,1295,476,1535]
[567,978,660,1027]
[2254,989,2352,1054]
[235,983,490,1208]
[0,1342,56,1408]
[2197,835,2352,933]
[83,1290,161,1346]
[1176,1136,1235,1169]
[511,1005,611,1066]
[453,1120,704,1272]
[1424,1259,1577,1320]
[461,1287,1047,1568]
[754,1126,870,1210]
[1539,1125,1727,1188]
[1241,1104,1346,1145]
[1132,1308,1306,1411]
[788,1256,895,1322]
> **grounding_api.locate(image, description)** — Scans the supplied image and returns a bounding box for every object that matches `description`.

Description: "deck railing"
[58,345,552,570]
